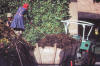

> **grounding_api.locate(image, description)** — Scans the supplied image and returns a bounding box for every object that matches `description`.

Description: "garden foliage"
[0,0,70,44]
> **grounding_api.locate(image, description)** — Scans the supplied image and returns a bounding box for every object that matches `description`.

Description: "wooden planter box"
[33,43,66,64]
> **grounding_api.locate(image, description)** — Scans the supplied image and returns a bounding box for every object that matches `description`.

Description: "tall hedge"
[0,0,70,45]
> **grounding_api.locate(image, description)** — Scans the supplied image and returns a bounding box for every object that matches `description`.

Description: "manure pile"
[0,22,34,66]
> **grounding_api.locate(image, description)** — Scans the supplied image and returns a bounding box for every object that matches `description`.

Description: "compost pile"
[37,34,81,59]
[38,34,81,48]
[0,22,34,66]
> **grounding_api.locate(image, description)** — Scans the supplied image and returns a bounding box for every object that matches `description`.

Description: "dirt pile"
[38,34,81,48]
[0,22,34,66]
[37,34,81,65]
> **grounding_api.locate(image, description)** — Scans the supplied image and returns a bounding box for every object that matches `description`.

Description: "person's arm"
[6,21,9,27]
[25,11,31,21]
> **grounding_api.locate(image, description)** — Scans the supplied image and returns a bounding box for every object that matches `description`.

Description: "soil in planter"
[37,33,81,49]
[37,34,81,65]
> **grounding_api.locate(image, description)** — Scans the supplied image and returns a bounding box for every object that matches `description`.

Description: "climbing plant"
[0,0,21,19]
[0,0,70,45]
[23,0,70,44]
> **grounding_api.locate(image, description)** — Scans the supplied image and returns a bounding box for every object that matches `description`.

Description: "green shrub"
[0,0,70,45]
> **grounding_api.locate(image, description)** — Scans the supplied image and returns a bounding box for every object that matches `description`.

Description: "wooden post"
[53,43,57,64]
[35,43,42,64]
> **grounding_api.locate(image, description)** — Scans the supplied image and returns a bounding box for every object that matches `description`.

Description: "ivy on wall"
[0,0,70,45]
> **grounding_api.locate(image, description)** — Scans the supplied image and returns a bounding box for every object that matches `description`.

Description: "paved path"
[95,62,100,66]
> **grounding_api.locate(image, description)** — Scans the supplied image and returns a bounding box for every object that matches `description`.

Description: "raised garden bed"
[33,34,81,65]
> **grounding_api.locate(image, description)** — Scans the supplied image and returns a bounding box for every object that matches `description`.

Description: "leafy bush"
[23,0,70,44]
[0,0,70,45]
